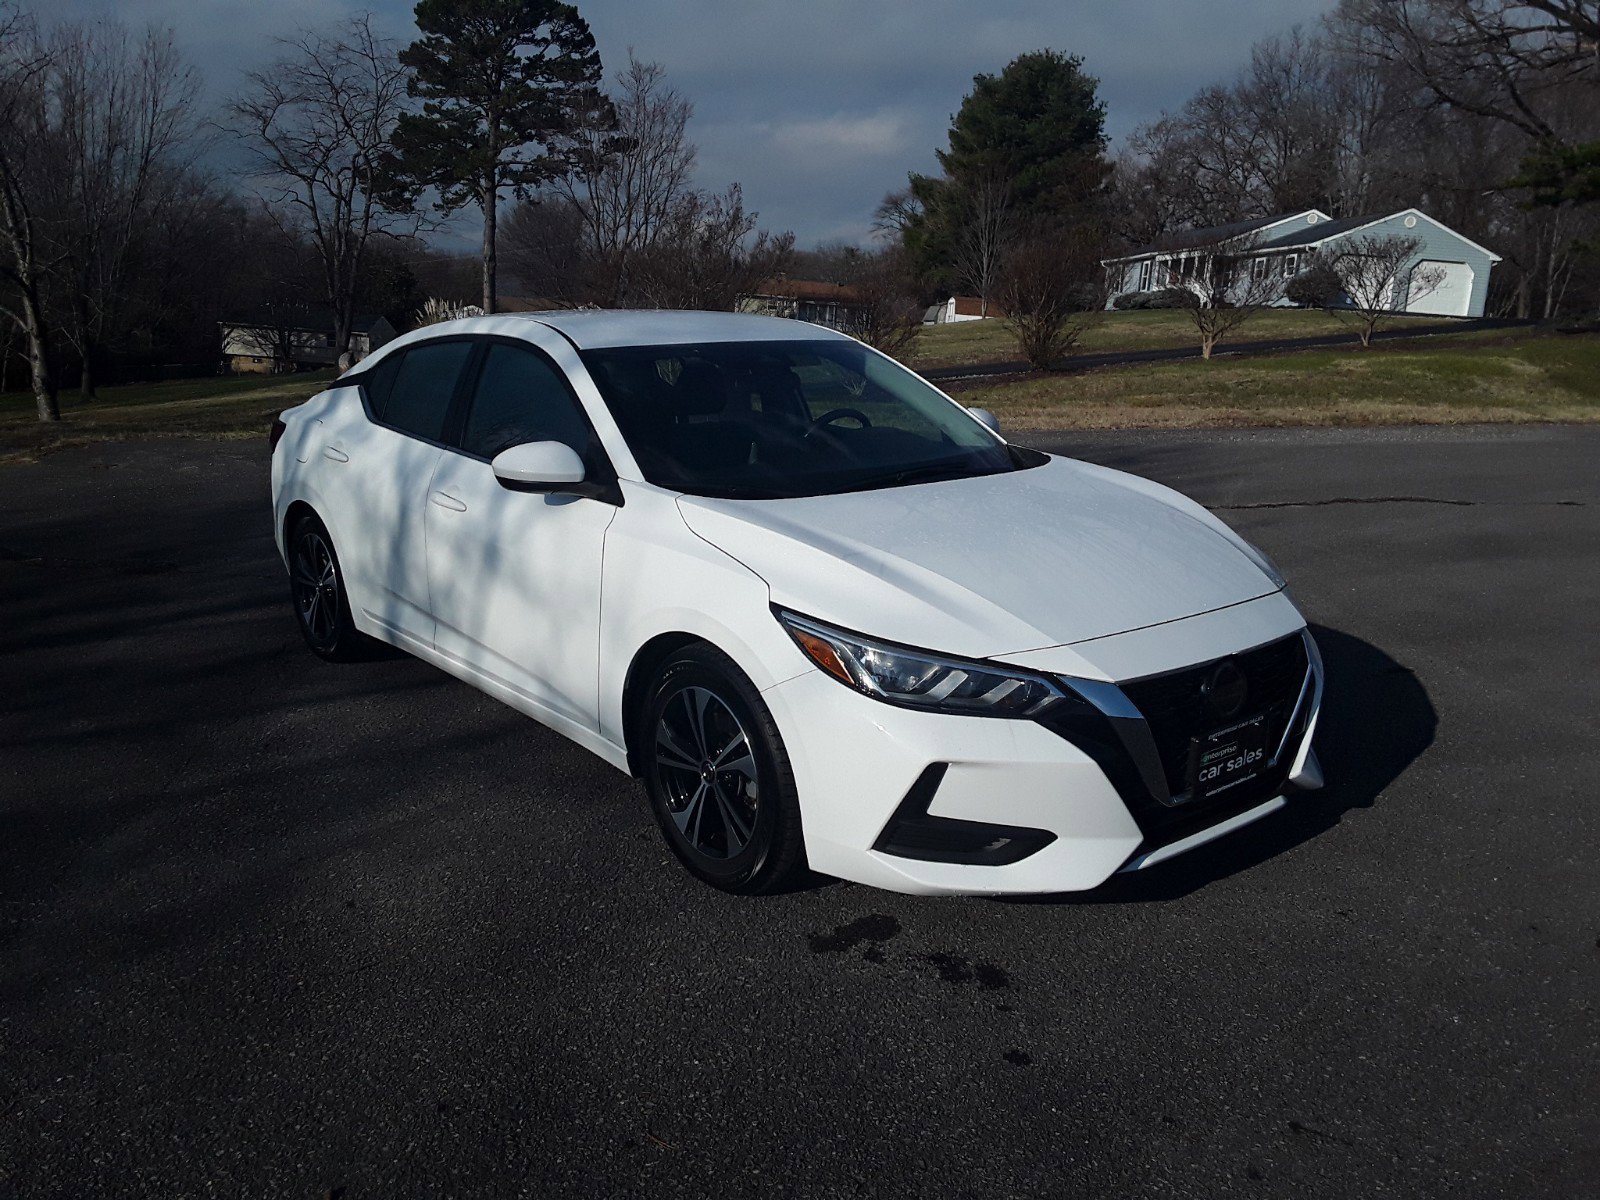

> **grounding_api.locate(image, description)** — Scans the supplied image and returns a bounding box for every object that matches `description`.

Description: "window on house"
[1252,256,1267,281]
[1283,253,1300,277]
[1138,259,1153,291]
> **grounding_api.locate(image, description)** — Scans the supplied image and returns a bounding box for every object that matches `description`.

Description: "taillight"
[269,417,287,455]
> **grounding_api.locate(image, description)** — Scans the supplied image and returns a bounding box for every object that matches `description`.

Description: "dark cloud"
[49,0,1335,246]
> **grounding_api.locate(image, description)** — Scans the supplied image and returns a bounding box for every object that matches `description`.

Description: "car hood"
[676,455,1281,661]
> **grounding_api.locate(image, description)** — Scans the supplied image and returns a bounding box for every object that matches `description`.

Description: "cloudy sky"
[52,0,1336,248]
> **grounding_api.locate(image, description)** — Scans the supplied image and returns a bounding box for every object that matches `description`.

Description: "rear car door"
[320,338,474,649]
[425,338,620,730]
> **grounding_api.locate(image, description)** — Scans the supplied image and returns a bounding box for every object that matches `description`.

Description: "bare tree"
[46,21,200,398]
[0,5,59,420]
[1167,237,1287,359]
[544,53,694,304]
[630,184,794,311]
[232,15,417,359]
[995,222,1109,370]
[507,57,792,311]
[840,246,923,361]
[948,169,1014,316]
[872,187,923,242]
[218,213,325,373]
[1339,0,1595,144]
[499,197,586,300]
[1338,0,1600,200]
[1316,233,1446,345]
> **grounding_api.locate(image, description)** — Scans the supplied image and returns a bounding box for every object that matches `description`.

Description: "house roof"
[495,294,562,313]
[1109,207,1502,263]
[951,295,1004,318]
[220,307,388,334]
[1110,212,1315,260]
[1259,208,1504,262]
[749,276,868,303]
[1256,213,1382,249]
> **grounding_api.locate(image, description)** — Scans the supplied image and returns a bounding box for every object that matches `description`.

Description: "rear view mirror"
[491,441,587,492]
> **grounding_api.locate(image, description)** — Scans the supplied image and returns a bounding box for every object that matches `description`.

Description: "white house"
[1103,208,1502,318]
[220,309,398,374]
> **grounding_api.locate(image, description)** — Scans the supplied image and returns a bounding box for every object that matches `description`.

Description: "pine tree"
[394,0,606,313]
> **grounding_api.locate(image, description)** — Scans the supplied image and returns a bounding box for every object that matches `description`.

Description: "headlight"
[776,610,1072,718]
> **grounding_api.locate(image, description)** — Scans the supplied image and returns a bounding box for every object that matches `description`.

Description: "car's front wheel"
[639,644,807,894]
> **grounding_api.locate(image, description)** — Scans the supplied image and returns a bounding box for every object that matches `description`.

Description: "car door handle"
[429,491,467,513]
[323,446,349,463]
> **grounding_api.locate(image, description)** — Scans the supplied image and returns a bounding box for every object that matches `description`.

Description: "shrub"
[1145,287,1197,309]
[996,222,1111,370]
[1285,259,1343,308]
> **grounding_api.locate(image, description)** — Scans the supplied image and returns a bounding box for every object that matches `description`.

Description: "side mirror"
[491,441,587,492]
[967,406,1001,436]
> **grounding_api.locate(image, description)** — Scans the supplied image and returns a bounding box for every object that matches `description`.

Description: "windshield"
[579,339,1026,499]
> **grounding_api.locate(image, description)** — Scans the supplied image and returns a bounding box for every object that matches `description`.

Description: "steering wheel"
[807,408,873,436]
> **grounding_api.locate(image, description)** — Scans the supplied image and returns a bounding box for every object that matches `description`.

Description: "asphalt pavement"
[1,425,1596,1198]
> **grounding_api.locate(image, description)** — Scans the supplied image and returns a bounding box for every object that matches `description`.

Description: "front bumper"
[761,600,1323,896]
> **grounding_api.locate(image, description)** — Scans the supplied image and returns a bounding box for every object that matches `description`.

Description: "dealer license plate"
[1188,712,1270,802]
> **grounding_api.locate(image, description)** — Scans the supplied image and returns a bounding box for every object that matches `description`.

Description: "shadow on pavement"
[1010,623,1437,905]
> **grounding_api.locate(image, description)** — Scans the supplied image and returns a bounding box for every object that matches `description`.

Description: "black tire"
[637,643,807,894]
[286,513,376,662]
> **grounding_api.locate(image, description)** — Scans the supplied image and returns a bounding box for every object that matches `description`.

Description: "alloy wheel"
[653,685,761,860]
[291,530,340,647]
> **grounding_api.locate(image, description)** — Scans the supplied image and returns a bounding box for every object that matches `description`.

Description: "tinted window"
[380,340,473,441]
[360,351,403,415]
[460,344,597,461]
[579,339,1020,499]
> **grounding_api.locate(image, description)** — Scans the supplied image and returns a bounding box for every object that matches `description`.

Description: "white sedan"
[270,311,1323,895]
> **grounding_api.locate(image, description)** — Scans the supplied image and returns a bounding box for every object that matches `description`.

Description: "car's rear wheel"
[287,514,373,661]
[639,644,807,894]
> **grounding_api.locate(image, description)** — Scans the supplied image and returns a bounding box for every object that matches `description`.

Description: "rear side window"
[360,352,403,415]
[378,340,473,442]
[460,343,598,461]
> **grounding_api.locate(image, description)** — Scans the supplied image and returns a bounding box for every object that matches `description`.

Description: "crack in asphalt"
[1215,496,1586,510]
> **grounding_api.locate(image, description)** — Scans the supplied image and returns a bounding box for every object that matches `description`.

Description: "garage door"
[1407,260,1474,317]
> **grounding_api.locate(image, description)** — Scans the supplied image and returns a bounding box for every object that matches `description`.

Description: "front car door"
[425,338,621,732]
[319,337,475,650]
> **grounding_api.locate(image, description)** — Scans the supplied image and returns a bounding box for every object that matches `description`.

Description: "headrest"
[674,361,729,417]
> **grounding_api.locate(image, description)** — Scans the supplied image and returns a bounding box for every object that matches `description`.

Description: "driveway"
[1,426,1595,1197]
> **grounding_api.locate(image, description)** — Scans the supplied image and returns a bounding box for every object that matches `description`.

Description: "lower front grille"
[1036,632,1313,850]
[1121,633,1309,799]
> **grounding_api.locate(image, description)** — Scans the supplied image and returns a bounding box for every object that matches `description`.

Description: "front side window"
[459,343,599,461]
[378,340,474,442]
[580,339,1026,500]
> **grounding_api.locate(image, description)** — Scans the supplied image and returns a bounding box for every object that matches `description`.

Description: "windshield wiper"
[846,462,1002,493]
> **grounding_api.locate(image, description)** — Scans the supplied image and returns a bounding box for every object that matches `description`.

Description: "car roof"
[502,309,854,350]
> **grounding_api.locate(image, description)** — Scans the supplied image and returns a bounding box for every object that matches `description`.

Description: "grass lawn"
[0,370,336,463]
[910,308,1464,369]
[953,331,1600,430]
[2,328,1595,460]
